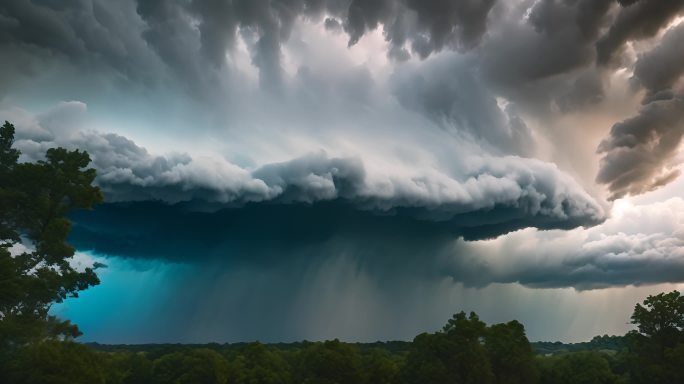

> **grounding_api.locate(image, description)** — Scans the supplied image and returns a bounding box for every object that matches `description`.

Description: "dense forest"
[1,119,684,383]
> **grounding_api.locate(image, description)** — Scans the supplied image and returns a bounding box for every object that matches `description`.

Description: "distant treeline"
[3,295,684,384]
[85,334,627,357]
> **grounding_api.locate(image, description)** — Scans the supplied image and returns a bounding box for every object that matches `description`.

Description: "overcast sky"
[2,0,684,343]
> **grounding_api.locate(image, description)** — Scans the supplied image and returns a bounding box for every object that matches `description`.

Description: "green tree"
[485,320,538,384]
[537,352,619,384]
[400,332,453,384]
[297,339,364,384]
[362,348,399,384]
[5,340,107,384]
[626,290,684,383]
[151,349,230,384]
[0,121,102,349]
[229,342,293,384]
[104,351,154,384]
[401,311,494,384]
[630,290,684,351]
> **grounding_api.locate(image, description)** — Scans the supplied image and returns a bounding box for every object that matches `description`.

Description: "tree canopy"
[0,120,103,348]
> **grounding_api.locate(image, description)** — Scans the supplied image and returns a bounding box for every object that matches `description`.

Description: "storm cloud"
[596,0,684,65]
[0,0,498,91]
[632,22,684,94]
[65,194,684,290]
[4,101,604,239]
[596,92,684,199]
[450,197,684,290]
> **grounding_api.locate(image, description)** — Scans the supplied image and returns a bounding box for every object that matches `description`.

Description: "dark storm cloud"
[12,118,604,235]
[596,0,684,65]
[0,0,161,86]
[485,0,613,81]
[632,23,684,94]
[478,0,614,115]
[68,200,454,264]
[591,2,684,199]
[68,196,684,290]
[3,0,683,204]
[596,92,684,199]
[1,0,499,91]
[4,101,605,232]
[392,54,535,156]
[339,0,497,57]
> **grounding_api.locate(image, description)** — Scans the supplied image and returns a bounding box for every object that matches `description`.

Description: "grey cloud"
[479,0,614,114]
[1,0,499,93]
[449,197,684,290]
[596,0,684,65]
[5,102,604,237]
[0,0,161,87]
[392,54,535,156]
[382,0,497,58]
[323,17,342,32]
[596,92,684,199]
[67,180,684,292]
[632,23,684,94]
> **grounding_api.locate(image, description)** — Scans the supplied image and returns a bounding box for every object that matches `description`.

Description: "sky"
[1,0,684,343]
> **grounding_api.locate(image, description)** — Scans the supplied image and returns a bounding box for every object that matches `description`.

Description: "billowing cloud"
[632,23,684,94]
[596,92,684,199]
[449,197,684,290]
[4,102,604,240]
[66,188,684,291]
[596,0,684,65]
[0,0,498,92]
[392,54,535,156]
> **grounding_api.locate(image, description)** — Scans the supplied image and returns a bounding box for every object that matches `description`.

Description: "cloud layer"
[5,101,604,240]
[3,0,684,199]
[449,197,684,289]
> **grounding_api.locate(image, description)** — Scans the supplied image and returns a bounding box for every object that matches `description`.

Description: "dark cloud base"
[69,198,598,266]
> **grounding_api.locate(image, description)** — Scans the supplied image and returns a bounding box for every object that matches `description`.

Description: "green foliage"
[532,334,626,355]
[0,291,681,384]
[229,342,292,384]
[151,349,230,384]
[296,339,364,384]
[104,351,153,384]
[400,311,495,384]
[362,348,399,384]
[536,351,620,384]
[485,320,538,384]
[622,291,684,383]
[630,290,684,349]
[0,121,103,348]
[5,340,107,384]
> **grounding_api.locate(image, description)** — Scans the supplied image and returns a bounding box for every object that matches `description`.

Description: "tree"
[0,120,103,348]
[363,348,399,384]
[151,349,230,384]
[536,352,619,384]
[485,320,538,384]
[5,340,107,384]
[626,290,684,383]
[400,311,494,384]
[630,290,684,350]
[296,339,364,384]
[229,342,293,384]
